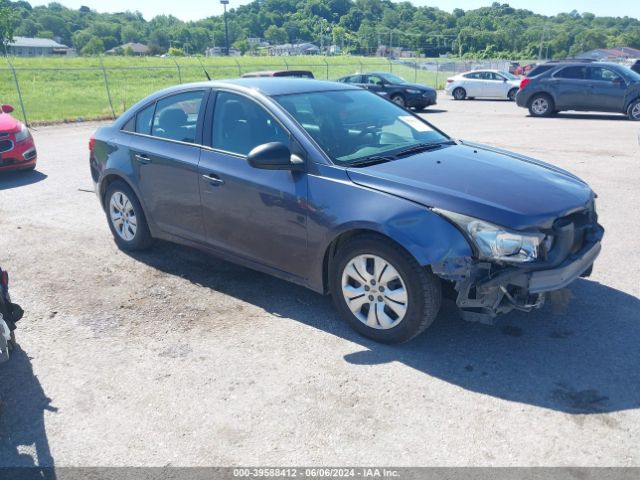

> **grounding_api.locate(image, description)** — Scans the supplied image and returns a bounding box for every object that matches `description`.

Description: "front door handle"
[202,173,224,186]
[134,153,151,164]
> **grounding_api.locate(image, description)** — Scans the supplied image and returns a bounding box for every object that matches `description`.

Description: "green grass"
[0,56,459,124]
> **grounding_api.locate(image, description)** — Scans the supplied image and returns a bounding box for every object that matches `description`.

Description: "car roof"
[241,70,314,77]
[151,78,359,98]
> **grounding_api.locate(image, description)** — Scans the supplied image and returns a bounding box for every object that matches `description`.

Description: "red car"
[0,104,37,173]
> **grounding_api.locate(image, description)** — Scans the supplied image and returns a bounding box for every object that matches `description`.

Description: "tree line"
[1,0,640,58]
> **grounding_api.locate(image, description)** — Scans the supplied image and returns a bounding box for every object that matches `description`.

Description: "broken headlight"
[435,209,545,263]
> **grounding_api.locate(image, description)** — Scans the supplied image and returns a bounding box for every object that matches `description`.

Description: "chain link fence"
[0,56,528,126]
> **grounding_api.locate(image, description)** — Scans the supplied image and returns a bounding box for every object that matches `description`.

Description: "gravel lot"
[1,95,639,467]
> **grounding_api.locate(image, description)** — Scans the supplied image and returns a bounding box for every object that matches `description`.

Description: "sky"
[26,0,640,22]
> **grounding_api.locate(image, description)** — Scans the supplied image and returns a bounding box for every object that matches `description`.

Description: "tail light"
[89,136,96,152]
[520,78,530,90]
[446,79,453,83]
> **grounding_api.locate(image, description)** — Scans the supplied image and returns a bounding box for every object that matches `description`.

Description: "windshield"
[275,89,449,165]
[499,71,518,80]
[379,73,408,84]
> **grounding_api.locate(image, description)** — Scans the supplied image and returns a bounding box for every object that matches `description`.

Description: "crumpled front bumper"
[432,223,604,324]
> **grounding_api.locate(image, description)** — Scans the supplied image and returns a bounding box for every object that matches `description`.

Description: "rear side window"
[151,90,205,144]
[463,72,482,79]
[343,75,362,84]
[554,66,587,79]
[135,103,155,135]
[212,92,289,156]
[526,65,554,77]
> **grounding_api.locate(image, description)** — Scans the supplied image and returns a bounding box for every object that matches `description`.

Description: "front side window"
[378,73,408,84]
[212,92,290,156]
[151,90,205,144]
[276,89,448,165]
[589,67,623,83]
[366,75,384,86]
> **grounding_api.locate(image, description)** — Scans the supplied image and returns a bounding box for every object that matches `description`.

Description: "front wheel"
[528,94,554,117]
[330,235,441,344]
[453,87,466,100]
[628,99,640,121]
[508,88,518,101]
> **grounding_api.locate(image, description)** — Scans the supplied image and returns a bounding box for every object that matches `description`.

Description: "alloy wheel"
[109,191,137,241]
[531,97,549,115]
[341,254,408,330]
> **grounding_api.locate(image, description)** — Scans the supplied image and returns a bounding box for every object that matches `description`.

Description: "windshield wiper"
[346,155,395,168]
[392,141,453,158]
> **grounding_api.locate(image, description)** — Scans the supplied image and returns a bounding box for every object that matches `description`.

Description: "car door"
[462,72,483,97]
[198,90,309,278]
[585,66,627,112]
[127,89,208,241]
[549,66,589,110]
[486,72,508,98]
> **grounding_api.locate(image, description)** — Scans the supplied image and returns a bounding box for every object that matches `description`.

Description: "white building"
[7,37,71,56]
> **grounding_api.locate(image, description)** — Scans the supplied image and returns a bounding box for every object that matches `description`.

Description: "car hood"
[0,113,21,133]
[346,142,593,230]
[395,82,436,93]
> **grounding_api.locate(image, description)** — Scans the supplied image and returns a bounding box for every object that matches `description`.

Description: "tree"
[264,25,287,44]
[81,36,104,55]
[0,0,16,56]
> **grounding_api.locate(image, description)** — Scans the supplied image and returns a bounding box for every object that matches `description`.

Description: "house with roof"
[576,47,640,61]
[106,43,150,56]
[268,43,320,56]
[7,37,71,56]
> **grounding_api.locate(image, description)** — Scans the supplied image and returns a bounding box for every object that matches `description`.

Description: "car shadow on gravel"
[0,170,47,191]
[0,346,56,477]
[129,242,640,415]
[529,113,629,121]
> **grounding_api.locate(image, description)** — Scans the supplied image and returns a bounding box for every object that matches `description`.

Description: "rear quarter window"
[526,65,554,77]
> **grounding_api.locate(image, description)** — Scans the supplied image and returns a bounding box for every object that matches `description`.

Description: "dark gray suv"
[516,61,640,120]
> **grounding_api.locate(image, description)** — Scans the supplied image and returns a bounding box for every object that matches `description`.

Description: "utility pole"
[221,0,230,56]
[538,24,547,60]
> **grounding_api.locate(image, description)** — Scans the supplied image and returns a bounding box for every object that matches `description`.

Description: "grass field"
[0,55,494,124]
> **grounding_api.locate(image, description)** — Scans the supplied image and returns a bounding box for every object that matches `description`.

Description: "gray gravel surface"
[0,96,639,467]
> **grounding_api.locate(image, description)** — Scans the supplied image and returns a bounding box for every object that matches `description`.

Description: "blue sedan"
[90,78,603,343]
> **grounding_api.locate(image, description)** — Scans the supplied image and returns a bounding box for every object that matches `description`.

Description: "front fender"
[305,164,473,292]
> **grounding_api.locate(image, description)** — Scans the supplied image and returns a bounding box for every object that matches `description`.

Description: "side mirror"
[247,142,301,171]
[1,104,14,114]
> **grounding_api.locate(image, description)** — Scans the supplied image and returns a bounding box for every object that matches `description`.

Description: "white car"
[444,70,521,101]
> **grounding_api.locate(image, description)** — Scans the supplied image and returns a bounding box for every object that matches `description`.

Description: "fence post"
[99,57,116,119]
[435,62,439,90]
[358,60,363,73]
[171,57,182,83]
[234,57,241,76]
[388,58,392,72]
[283,58,289,70]
[323,57,329,80]
[414,61,417,83]
[6,59,29,127]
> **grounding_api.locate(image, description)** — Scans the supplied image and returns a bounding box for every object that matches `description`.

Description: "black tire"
[390,94,406,108]
[453,88,466,100]
[508,88,518,101]
[528,93,554,117]
[627,99,640,121]
[104,180,152,251]
[329,235,442,344]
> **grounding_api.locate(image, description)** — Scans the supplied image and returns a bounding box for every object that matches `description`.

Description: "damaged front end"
[432,205,604,324]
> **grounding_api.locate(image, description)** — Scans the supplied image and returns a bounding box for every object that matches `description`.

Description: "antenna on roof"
[197,57,212,81]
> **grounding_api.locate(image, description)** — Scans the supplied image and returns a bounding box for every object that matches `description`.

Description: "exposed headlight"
[405,88,422,94]
[435,209,545,263]
[15,124,31,143]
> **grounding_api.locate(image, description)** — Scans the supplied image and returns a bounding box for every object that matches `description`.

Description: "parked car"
[631,60,640,75]
[444,70,521,101]
[0,104,37,173]
[337,72,437,110]
[1,265,23,363]
[90,79,603,343]
[242,70,314,79]
[516,61,640,120]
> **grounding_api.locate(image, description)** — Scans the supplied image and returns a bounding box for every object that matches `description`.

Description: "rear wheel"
[628,99,640,121]
[508,88,518,101]
[330,235,441,344]
[391,94,406,108]
[453,87,466,100]
[528,94,554,117]
[104,180,152,251]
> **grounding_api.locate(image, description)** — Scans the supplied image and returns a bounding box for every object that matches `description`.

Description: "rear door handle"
[202,173,224,186]
[134,153,151,164]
